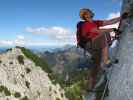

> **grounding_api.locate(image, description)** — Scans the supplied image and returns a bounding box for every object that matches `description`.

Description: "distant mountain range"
[38,46,93,82]
[0,45,75,53]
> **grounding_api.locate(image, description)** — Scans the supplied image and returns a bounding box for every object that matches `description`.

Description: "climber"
[76,8,129,90]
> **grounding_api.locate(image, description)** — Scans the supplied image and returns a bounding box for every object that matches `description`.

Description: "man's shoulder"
[77,21,85,28]
[77,21,84,24]
[93,20,103,23]
[93,20,103,26]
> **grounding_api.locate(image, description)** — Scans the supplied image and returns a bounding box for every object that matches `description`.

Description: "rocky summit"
[0,47,68,100]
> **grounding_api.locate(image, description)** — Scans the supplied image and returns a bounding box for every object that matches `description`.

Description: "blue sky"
[0,0,122,47]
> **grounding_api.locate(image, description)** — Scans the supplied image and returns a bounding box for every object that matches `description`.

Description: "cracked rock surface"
[108,0,133,100]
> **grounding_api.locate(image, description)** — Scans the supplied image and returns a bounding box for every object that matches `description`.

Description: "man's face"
[84,11,92,20]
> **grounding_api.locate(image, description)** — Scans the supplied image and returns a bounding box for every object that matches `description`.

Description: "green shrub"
[64,80,87,100]
[25,81,30,89]
[6,48,12,52]
[25,68,31,74]
[0,85,5,92]
[20,96,29,100]
[0,85,11,96]
[0,60,2,64]
[55,97,61,100]
[14,92,21,98]
[17,55,24,65]
[61,93,64,97]
[3,86,11,96]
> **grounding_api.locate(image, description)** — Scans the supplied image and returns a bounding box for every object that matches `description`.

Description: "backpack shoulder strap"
[77,21,86,37]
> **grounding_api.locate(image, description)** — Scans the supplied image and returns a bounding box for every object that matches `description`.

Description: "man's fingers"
[121,12,129,19]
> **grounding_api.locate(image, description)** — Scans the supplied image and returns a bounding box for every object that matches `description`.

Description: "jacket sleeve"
[94,20,104,27]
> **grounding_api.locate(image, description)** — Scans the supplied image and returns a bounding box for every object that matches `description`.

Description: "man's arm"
[91,28,114,34]
[90,28,114,40]
[102,17,121,26]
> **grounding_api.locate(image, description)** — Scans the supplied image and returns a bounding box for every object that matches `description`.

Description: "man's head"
[80,8,94,21]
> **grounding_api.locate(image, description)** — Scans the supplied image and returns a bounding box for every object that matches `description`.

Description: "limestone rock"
[0,48,68,100]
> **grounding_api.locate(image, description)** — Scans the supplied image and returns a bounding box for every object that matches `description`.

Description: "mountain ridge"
[0,47,68,100]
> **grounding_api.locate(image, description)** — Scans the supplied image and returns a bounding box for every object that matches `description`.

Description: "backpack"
[76,21,92,50]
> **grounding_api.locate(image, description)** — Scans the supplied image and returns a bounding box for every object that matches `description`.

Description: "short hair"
[80,8,94,20]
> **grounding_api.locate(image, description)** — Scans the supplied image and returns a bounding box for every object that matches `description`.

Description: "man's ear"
[91,12,95,18]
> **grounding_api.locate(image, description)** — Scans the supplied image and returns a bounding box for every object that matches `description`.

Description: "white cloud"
[14,35,26,46]
[25,26,76,46]
[0,35,26,46]
[17,35,25,40]
[0,40,13,45]
[27,41,75,46]
[0,34,76,47]
[107,12,120,19]
[25,26,76,41]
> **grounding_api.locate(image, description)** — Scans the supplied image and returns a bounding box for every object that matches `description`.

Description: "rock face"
[108,0,133,100]
[0,48,68,100]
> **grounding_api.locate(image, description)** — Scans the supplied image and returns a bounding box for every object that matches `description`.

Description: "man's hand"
[113,28,119,33]
[113,28,121,35]
[121,12,129,19]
